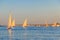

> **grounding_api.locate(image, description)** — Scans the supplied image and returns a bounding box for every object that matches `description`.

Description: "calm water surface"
[0,26,60,40]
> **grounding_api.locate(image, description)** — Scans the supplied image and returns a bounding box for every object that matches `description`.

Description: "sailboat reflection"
[8,29,12,40]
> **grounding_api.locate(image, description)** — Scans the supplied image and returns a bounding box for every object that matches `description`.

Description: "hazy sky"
[0,0,60,25]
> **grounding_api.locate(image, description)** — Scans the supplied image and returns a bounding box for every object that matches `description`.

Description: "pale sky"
[0,0,60,25]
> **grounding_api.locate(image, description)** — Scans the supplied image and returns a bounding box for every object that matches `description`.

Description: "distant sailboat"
[8,14,15,29]
[45,21,48,27]
[23,18,28,28]
[52,18,59,27]
[8,14,12,29]
[56,24,60,27]
[52,22,57,27]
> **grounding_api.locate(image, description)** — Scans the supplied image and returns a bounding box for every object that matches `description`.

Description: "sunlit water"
[0,26,60,40]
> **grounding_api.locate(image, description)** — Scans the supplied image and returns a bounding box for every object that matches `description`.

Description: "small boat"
[23,18,28,28]
[45,22,48,27]
[45,20,48,27]
[8,14,15,29]
[52,22,57,27]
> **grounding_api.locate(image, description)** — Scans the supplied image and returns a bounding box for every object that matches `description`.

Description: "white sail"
[8,14,12,29]
[23,18,28,28]
[11,19,15,28]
